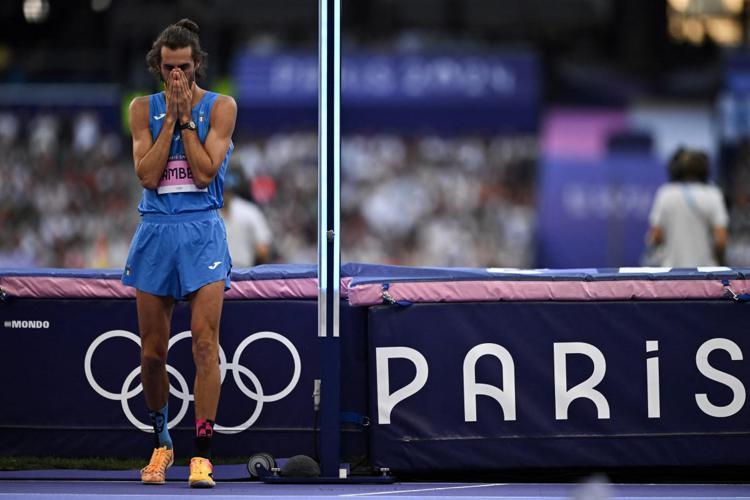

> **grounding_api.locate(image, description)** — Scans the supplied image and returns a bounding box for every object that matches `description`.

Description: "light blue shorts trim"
[122,210,232,299]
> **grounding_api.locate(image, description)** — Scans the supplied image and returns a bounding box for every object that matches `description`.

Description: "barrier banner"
[368,301,750,472]
[232,51,539,132]
[234,52,537,103]
[537,153,663,268]
[0,298,369,459]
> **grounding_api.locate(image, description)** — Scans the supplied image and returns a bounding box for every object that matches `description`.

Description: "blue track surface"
[1,481,750,500]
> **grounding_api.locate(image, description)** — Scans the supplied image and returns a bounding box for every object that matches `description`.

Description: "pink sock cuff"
[196,418,214,438]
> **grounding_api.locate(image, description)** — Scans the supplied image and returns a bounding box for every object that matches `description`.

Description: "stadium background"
[1,0,749,270]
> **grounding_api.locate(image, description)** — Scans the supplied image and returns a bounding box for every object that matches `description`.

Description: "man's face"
[159,46,197,87]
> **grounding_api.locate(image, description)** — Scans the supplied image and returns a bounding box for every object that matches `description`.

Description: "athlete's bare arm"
[130,86,180,190]
[174,70,237,189]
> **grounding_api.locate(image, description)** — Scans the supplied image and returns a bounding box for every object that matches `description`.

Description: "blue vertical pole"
[318,0,341,478]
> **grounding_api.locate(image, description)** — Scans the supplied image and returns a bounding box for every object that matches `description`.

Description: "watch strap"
[179,120,197,131]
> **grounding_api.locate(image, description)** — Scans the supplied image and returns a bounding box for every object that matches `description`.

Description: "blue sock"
[148,403,173,450]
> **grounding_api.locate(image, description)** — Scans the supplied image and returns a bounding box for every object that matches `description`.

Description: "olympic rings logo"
[84,329,301,434]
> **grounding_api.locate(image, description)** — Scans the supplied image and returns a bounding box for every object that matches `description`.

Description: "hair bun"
[175,18,200,34]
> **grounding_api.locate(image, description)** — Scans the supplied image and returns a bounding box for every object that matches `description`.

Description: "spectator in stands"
[221,167,272,267]
[647,147,729,267]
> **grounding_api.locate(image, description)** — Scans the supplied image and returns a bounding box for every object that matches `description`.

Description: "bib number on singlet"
[157,159,207,194]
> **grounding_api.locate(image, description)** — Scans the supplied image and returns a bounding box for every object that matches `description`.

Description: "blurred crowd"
[0,111,139,269]
[234,132,537,267]
[0,111,538,269]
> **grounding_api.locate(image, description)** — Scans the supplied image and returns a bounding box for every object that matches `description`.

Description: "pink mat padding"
[347,279,750,306]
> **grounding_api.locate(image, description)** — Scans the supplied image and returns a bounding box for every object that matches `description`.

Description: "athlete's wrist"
[179,120,198,132]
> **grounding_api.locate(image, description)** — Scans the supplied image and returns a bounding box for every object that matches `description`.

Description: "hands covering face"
[165,68,193,123]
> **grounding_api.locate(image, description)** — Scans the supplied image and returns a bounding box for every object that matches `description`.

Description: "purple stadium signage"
[233,51,538,105]
[232,51,539,132]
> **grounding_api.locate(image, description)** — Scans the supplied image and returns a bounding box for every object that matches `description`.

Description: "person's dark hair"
[224,163,254,201]
[146,18,207,81]
[667,147,709,183]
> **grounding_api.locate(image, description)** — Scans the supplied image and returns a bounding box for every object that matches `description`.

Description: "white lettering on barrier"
[695,338,746,418]
[554,342,610,420]
[376,347,429,425]
[4,320,50,329]
[463,343,516,422]
[376,338,746,425]
[647,340,660,418]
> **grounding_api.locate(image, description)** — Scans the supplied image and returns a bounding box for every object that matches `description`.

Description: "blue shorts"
[122,210,232,299]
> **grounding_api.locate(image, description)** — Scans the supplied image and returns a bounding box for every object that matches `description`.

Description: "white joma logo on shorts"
[208,261,222,270]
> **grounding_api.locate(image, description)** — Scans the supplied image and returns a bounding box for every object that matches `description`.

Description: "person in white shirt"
[221,168,272,267]
[647,148,729,267]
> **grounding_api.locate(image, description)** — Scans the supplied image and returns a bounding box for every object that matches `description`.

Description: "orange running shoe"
[189,457,216,488]
[140,446,174,485]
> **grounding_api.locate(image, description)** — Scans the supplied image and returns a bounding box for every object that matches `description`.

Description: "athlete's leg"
[189,280,224,422]
[187,280,224,487]
[137,289,175,410]
[137,289,176,484]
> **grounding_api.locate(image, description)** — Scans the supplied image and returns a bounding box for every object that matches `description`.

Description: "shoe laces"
[143,447,171,474]
[191,457,212,473]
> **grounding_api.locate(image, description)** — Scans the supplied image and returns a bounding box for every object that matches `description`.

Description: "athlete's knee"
[192,338,219,369]
[141,348,167,373]
[191,315,220,336]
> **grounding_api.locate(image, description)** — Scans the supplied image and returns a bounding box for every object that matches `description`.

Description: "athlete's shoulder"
[128,96,152,129]
[213,93,237,110]
[209,93,237,124]
[129,95,150,112]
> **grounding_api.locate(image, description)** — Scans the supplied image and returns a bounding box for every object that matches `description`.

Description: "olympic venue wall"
[0,297,369,461]
[1,265,750,473]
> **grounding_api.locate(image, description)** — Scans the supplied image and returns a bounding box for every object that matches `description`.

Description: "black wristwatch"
[179,120,197,131]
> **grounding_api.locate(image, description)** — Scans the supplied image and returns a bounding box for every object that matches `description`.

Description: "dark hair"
[146,18,207,81]
[667,147,709,183]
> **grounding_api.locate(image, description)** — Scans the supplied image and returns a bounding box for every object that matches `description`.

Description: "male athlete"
[121,18,237,488]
